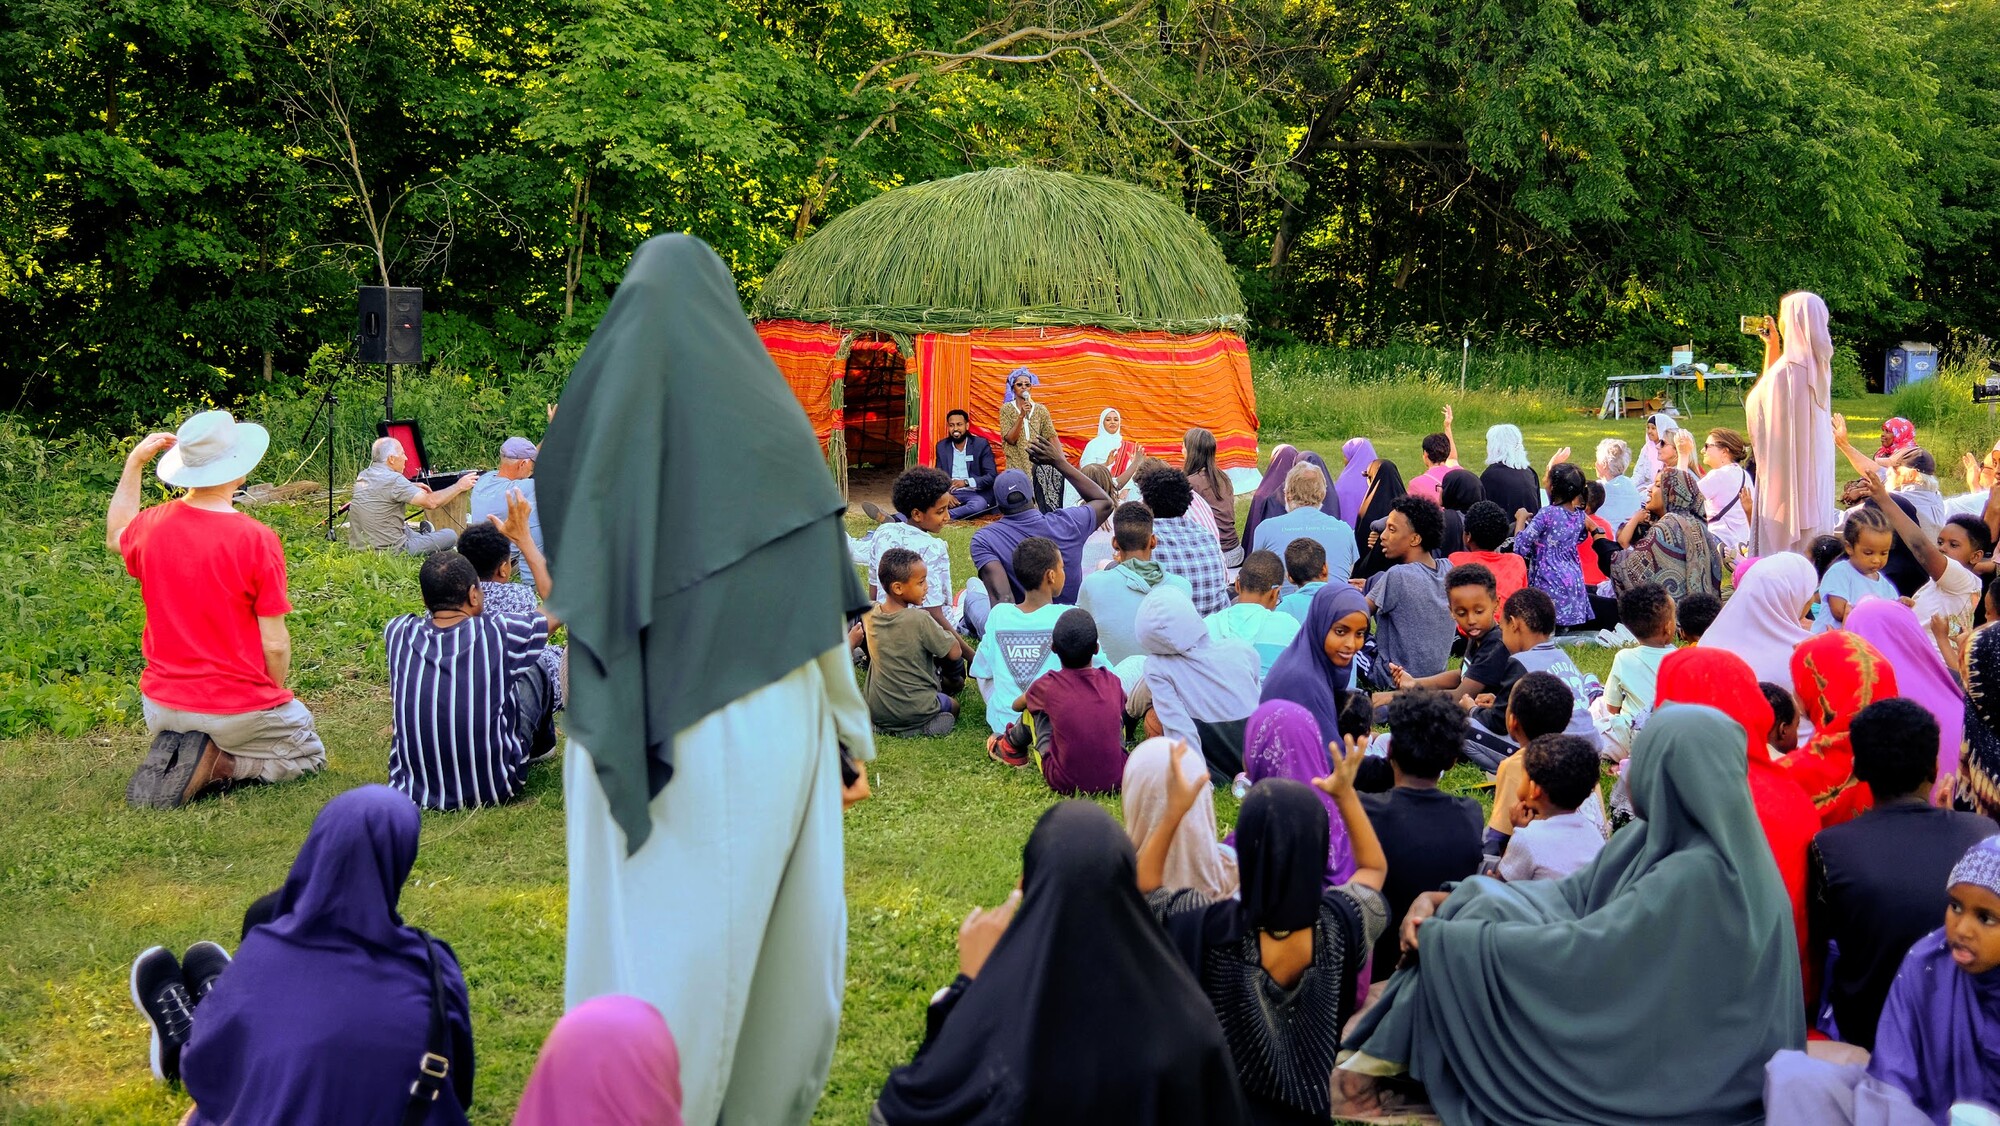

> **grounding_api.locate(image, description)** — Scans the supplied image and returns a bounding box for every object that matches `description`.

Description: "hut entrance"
[841,340,911,503]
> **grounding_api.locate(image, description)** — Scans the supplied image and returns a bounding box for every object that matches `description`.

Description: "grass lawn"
[0,389,1919,1122]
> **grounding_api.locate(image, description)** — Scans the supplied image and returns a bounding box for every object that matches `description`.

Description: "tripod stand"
[302,384,340,541]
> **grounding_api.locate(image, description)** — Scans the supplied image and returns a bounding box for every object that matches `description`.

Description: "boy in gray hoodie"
[1076,502,1192,665]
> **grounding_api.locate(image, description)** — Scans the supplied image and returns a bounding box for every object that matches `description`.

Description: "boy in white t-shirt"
[970,536,1069,734]
[1497,734,1608,882]
[1835,415,1990,638]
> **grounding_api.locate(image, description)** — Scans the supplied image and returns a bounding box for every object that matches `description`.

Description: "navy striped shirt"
[385,610,548,810]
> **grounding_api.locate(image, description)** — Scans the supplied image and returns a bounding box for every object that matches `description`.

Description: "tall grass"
[1252,344,1598,440]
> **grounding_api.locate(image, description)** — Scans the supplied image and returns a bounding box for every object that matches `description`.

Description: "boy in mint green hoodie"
[1204,550,1301,677]
[1076,502,1191,666]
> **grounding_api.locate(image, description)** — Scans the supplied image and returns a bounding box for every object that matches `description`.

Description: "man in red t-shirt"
[108,411,325,807]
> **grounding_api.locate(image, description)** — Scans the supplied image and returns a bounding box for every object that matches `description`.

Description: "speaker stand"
[384,363,395,420]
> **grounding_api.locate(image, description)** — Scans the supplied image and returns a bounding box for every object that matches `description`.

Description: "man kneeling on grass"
[110,411,326,807]
[386,538,557,811]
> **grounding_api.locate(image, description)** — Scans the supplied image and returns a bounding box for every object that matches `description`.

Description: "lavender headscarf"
[1334,439,1376,525]
[1225,700,1357,887]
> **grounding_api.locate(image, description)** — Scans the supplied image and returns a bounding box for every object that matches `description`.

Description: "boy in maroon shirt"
[994,609,1127,794]
[108,411,325,807]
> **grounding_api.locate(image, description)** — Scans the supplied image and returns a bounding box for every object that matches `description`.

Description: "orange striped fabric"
[756,320,846,441]
[946,328,1258,471]
[758,322,1259,472]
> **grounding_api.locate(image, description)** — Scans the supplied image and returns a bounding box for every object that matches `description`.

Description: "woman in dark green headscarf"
[1334,705,1805,1124]
[537,234,875,1126]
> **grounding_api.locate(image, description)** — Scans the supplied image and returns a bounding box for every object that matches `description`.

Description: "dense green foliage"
[4,0,1997,424]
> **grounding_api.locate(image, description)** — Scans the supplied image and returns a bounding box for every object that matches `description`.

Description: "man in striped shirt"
[385,548,555,810]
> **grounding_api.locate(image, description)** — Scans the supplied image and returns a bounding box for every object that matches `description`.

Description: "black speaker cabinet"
[356,286,423,365]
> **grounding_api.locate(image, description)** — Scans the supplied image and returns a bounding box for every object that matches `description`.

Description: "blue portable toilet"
[1885,342,1938,392]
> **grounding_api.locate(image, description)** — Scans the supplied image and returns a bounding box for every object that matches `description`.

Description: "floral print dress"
[1515,503,1591,627]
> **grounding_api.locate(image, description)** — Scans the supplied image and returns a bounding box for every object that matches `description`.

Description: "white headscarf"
[1698,552,1817,684]
[1121,737,1239,900]
[1079,408,1125,469]
[1485,423,1531,470]
[1771,291,1834,407]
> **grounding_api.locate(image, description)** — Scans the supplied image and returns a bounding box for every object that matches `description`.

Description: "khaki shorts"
[141,696,327,784]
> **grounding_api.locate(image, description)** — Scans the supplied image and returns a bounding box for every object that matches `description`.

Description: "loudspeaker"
[356,286,423,365]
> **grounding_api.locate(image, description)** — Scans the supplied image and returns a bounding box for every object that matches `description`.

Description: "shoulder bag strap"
[1706,468,1746,524]
[402,930,452,1126]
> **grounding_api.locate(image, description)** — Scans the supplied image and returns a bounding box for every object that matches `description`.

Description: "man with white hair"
[467,435,542,560]
[1249,462,1360,591]
[348,436,477,553]
[1595,438,1643,529]
[109,410,326,807]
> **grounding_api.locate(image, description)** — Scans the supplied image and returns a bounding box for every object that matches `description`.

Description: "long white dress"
[564,644,873,1125]
[1746,358,1835,555]
[1699,462,1754,556]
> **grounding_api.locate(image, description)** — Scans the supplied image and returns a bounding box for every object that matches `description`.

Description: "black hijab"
[1162,779,1330,971]
[537,235,867,853]
[1437,468,1483,556]
[874,802,1248,1126]
[1351,459,1408,579]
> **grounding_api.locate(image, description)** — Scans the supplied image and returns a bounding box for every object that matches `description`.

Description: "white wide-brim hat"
[156,409,270,489]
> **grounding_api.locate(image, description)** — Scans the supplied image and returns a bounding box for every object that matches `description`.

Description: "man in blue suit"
[934,408,997,518]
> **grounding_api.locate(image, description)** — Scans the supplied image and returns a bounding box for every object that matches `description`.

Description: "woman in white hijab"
[1122,736,1239,900]
[1633,412,1680,498]
[1698,552,1817,685]
[1746,291,1837,555]
[1065,407,1143,507]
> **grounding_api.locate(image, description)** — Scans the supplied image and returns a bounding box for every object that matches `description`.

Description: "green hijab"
[537,234,867,854]
[1347,704,1804,1124]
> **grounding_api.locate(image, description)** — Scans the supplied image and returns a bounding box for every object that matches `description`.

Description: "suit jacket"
[935,434,997,495]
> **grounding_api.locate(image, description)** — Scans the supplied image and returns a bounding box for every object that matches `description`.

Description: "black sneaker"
[861,501,888,524]
[130,946,195,1081]
[180,941,232,1005]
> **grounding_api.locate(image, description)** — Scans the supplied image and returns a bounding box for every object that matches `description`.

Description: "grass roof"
[751,167,1247,335]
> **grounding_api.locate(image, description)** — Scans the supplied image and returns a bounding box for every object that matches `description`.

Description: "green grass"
[0,366,1988,1122]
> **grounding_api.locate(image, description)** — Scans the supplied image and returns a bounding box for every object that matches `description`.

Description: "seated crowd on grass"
[103,265,2000,1125]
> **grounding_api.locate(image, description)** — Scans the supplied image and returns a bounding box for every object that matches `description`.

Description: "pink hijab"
[1845,597,1966,805]
[514,996,682,1126]
[1771,291,1833,409]
[1699,551,1816,684]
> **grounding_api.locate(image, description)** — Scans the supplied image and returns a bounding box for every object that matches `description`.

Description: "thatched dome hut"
[754,167,1259,493]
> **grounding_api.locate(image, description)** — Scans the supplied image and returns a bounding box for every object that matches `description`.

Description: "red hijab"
[1656,648,1819,984]
[1779,631,1899,828]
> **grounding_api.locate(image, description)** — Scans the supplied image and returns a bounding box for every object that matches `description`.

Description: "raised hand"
[1312,733,1369,800]
[1831,413,1850,449]
[487,487,535,546]
[1028,433,1066,466]
[1165,740,1205,820]
[127,433,177,466]
[958,888,1022,979]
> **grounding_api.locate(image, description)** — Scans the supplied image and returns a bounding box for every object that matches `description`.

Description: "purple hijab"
[182,786,474,1125]
[1299,451,1341,519]
[1865,836,2000,1121]
[1260,583,1370,745]
[1847,597,1965,804]
[515,996,682,1126]
[1225,700,1357,887]
[1241,445,1300,549]
[1334,439,1375,525]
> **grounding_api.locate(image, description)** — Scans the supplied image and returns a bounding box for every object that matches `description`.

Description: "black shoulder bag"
[402,930,453,1126]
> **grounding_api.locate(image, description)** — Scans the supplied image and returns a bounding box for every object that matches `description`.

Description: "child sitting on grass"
[1275,538,1329,627]
[1204,549,1301,677]
[1761,682,1801,756]
[1463,588,1599,770]
[970,537,1068,736]
[1676,590,1721,643]
[1495,734,1608,881]
[1447,500,1527,605]
[1815,508,1898,631]
[848,465,956,630]
[1360,689,1485,973]
[1387,563,1506,706]
[989,609,1127,794]
[1483,672,1609,855]
[851,547,966,737]
[1357,495,1453,679]
[1596,582,1676,758]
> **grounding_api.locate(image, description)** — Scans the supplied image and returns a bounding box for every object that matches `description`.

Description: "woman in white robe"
[1745,291,1837,555]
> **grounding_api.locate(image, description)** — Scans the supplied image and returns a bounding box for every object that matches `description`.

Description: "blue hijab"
[1260,584,1370,745]
[181,786,474,1124]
